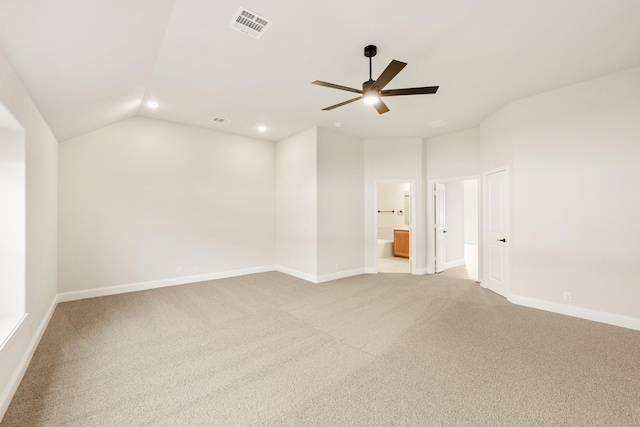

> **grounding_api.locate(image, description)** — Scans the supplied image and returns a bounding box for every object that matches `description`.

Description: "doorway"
[376,181,412,273]
[428,177,479,280]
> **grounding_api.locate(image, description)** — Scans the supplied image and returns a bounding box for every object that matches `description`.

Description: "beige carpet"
[2,272,640,426]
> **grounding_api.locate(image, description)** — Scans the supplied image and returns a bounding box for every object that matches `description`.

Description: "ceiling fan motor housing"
[363,79,377,92]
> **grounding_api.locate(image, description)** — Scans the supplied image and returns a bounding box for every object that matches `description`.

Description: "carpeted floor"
[2,272,640,426]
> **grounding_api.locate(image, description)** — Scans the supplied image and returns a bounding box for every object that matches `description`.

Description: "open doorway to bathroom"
[429,178,479,281]
[376,182,412,273]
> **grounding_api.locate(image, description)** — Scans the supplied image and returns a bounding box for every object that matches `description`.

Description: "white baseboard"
[58,266,276,303]
[0,295,58,422]
[274,266,318,283]
[316,268,366,283]
[364,267,377,274]
[438,259,466,271]
[412,267,429,275]
[509,294,640,331]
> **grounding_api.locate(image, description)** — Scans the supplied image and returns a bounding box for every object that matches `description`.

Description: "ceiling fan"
[312,45,439,114]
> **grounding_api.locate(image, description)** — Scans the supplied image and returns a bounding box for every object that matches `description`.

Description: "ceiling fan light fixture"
[363,90,380,105]
[312,45,439,114]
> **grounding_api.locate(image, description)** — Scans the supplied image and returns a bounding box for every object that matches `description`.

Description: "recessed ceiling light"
[334,122,343,128]
[258,125,267,132]
[146,101,159,109]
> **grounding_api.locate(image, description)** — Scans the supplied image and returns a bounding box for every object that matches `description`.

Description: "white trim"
[0,315,27,358]
[1,295,58,421]
[58,266,276,302]
[364,267,377,274]
[412,267,429,275]
[316,268,366,283]
[509,294,640,331]
[274,266,318,283]
[438,259,466,271]
[0,316,26,356]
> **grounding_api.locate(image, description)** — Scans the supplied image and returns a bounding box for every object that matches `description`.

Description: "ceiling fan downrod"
[364,45,377,82]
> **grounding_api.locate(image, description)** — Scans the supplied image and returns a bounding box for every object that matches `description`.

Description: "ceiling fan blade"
[374,60,407,90]
[312,80,362,94]
[373,99,390,114]
[380,86,439,96]
[322,96,363,111]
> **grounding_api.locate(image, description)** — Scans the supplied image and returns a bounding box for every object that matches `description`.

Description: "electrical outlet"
[176,267,182,276]
[563,291,572,303]
[335,263,339,271]
[194,265,199,273]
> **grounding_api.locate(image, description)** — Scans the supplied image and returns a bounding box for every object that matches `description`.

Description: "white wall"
[275,127,318,279]
[316,128,364,278]
[464,180,479,246]
[0,50,58,420]
[58,117,276,292]
[481,66,640,322]
[444,181,464,263]
[424,128,481,273]
[425,128,480,180]
[0,128,25,318]
[364,138,423,272]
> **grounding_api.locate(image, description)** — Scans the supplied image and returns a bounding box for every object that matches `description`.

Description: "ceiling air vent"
[228,7,272,39]
[426,120,448,128]
[211,117,231,124]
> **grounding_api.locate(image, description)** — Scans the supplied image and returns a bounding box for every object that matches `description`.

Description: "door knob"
[498,238,506,242]
[443,230,447,233]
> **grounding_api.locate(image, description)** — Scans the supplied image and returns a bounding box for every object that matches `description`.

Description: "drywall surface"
[364,138,423,271]
[0,50,58,420]
[58,117,275,292]
[480,106,515,172]
[425,128,480,180]
[444,181,465,263]
[481,66,640,320]
[275,127,318,277]
[464,180,479,246]
[0,129,25,318]
[316,128,364,277]
[0,51,57,322]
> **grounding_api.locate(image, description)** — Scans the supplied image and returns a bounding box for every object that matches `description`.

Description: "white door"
[434,183,446,273]
[483,169,509,297]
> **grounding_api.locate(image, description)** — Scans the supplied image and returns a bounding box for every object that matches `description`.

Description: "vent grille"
[229,7,272,39]
[211,117,231,124]
[426,120,448,128]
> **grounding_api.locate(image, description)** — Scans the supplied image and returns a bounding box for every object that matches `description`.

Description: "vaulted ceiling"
[0,0,639,142]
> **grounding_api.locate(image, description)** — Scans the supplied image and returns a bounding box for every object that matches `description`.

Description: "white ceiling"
[0,0,639,142]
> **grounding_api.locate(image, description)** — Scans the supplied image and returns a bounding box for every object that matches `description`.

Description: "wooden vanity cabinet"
[393,229,409,258]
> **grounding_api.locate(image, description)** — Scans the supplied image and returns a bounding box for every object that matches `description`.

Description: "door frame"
[426,175,481,279]
[373,179,417,274]
[481,166,510,295]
